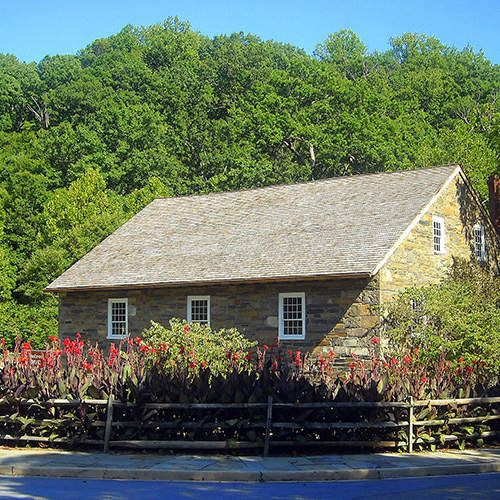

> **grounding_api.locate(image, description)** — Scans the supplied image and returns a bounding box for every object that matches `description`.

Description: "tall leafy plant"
[382,259,500,372]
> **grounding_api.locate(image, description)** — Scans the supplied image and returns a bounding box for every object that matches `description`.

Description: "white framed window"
[187,296,210,324]
[279,292,306,340]
[432,216,446,254]
[473,224,487,261]
[108,298,128,338]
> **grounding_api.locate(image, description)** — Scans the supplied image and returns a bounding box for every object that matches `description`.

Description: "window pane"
[282,296,303,336]
[111,301,127,336]
[474,225,485,260]
[433,220,442,253]
[191,299,208,323]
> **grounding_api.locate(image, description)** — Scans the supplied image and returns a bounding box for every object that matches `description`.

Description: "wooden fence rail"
[0,396,499,456]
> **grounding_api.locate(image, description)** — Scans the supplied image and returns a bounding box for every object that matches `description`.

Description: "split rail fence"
[0,396,499,456]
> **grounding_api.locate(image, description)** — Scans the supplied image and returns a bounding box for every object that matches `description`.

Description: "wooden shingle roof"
[46,165,461,292]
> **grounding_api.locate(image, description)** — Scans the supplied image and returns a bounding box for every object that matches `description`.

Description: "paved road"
[0,473,499,500]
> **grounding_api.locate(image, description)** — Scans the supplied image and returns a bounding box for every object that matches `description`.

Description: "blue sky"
[1,0,499,64]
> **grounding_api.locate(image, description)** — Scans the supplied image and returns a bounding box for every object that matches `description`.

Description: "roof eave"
[44,271,373,294]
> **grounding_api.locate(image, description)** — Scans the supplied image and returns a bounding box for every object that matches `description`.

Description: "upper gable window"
[473,224,487,261]
[432,216,446,254]
[279,292,306,340]
[108,298,128,338]
[187,296,210,324]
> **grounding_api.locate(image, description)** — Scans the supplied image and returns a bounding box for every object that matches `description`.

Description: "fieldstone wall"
[380,173,500,303]
[57,276,380,357]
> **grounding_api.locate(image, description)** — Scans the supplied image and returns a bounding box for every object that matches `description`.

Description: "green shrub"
[140,319,258,377]
[0,298,58,349]
[382,259,500,372]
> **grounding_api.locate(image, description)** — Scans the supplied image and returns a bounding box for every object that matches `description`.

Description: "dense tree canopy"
[0,18,499,343]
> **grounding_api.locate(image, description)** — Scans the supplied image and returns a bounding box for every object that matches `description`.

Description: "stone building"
[45,165,500,360]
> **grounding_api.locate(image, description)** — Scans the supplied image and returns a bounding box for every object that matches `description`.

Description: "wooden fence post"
[263,396,273,457]
[103,395,115,453]
[408,396,414,453]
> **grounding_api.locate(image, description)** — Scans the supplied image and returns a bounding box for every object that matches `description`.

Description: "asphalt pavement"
[0,447,499,482]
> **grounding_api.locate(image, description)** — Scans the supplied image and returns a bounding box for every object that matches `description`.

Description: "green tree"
[0,54,42,131]
[18,168,126,302]
[315,29,370,80]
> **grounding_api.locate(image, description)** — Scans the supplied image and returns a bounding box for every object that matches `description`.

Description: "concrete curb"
[1,461,500,482]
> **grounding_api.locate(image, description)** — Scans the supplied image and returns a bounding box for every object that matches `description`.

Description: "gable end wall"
[380,173,500,303]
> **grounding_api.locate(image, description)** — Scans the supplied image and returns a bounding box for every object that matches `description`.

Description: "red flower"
[421,377,428,384]
[184,325,190,333]
[134,337,142,345]
[264,345,269,350]
[371,337,380,345]
[459,357,464,363]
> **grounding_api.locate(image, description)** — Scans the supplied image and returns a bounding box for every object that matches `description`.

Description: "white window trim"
[432,216,446,255]
[187,295,211,324]
[473,223,487,261]
[107,298,128,339]
[279,292,306,340]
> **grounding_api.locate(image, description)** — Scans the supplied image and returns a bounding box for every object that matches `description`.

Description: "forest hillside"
[1,18,499,344]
